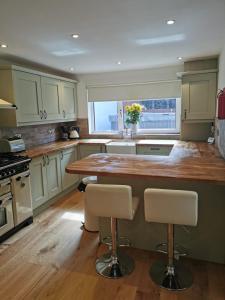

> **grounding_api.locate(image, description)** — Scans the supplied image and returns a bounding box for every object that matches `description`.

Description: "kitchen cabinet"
[41,77,62,121]
[46,152,62,199]
[0,65,77,127]
[181,72,217,121]
[60,147,79,191]
[30,156,48,209]
[30,147,79,209]
[13,71,42,123]
[79,144,105,159]
[136,145,173,156]
[61,81,77,120]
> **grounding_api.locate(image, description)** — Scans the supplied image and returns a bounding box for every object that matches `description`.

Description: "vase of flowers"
[125,103,143,134]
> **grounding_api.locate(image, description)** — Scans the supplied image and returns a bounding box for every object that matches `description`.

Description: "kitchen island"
[66,141,225,264]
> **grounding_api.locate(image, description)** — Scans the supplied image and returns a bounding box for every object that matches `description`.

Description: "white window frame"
[88,98,181,135]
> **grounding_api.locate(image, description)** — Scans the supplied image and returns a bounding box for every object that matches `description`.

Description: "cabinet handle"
[43,110,47,119]
[63,110,66,118]
[47,155,50,165]
[150,147,160,151]
[60,151,64,160]
[184,109,187,120]
[40,110,43,119]
[43,156,46,166]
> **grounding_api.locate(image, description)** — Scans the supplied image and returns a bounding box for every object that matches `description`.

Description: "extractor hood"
[0,99,17,109]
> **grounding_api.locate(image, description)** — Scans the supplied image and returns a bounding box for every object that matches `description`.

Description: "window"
[88,98,181,134]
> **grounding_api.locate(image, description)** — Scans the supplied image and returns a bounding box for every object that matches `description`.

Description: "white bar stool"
[86,184,139,279]
[144,188,198,291]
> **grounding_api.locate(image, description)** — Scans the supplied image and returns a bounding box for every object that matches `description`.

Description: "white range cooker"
[0,137,33,242]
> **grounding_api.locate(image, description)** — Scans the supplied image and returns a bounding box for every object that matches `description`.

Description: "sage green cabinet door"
[61,81,77,120]
[30,156,48,209]
[41,77,62,121]
[60,147,79,191]
[79,145,104,159]
[182,73,217,121]
[13,71,42,123]
[46,152,62,199]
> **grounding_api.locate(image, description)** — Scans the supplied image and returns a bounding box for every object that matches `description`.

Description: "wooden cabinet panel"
[61,81,76,120]
[46,152,62,199]
[30,156,48,209]
[14,71,42,123]
[41,77,62,121]
[79,145,104,159]
[182,73,217,121]
[137,145,173,156]
[61,147,79,191]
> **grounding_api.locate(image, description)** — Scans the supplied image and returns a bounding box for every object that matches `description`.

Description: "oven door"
[11,170,33,226]
[0,178,11,197]
[0,192,14,237]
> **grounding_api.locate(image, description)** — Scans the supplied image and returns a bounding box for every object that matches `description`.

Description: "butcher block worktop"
[24,139,112,158]
[66,141,225,185]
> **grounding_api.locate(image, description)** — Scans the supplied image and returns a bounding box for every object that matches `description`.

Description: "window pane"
[94,101,118,131]
[123,99,178,130]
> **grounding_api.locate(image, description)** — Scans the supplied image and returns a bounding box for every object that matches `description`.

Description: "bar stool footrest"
[155,243,188,260]
[102,236,131,248]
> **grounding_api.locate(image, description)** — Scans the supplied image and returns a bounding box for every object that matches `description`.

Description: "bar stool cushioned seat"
[86,184,139,279]
[144,188,198,291]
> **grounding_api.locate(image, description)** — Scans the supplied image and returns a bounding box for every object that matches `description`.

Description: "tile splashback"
[0,122,76,149]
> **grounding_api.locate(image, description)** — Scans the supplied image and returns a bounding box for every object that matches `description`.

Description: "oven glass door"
[0,178,11,197]
[0,192,14,237]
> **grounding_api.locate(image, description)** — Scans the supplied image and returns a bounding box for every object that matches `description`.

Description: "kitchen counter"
[65,140,225,264]
[24,139,112,158]
[66,141,225,185]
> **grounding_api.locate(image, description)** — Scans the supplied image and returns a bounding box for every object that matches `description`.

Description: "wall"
[77,64,183,119]
[216,42,225,158]
[0,122,76,149]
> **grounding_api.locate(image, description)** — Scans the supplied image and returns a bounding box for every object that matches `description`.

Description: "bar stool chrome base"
[96,251,134,279]
[150,260,193,291]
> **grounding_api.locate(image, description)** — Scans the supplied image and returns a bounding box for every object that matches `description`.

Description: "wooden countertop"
[24,139,112,158]
[66,141,225,185]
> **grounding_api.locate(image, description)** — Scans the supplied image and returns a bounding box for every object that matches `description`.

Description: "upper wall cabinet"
[41,77,62,121]
[61,81,77,120]
[181,72,217,121]
[0,65,77,127]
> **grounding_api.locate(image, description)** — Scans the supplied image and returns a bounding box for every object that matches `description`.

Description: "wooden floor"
[0,190,224,300]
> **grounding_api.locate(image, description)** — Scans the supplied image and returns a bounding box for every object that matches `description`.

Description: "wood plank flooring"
[0,190,224,300]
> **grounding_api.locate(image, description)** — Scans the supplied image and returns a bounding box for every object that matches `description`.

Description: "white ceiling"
[0,0,225,74]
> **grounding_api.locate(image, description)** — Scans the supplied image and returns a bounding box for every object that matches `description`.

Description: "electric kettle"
[69,126,80,139]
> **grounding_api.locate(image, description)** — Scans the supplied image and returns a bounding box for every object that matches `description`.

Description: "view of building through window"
[90,98,180,133]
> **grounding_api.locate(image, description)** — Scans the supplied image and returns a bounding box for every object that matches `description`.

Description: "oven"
[0,192,14,236]
[11,170,32,226]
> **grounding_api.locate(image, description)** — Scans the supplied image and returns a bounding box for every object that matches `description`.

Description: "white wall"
[76,64,183,118]
[218,42,225,89]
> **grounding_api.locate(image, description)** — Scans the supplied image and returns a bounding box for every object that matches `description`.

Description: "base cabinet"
[30,147,79,209]
[79,145,105,159]
[30,156,48,209]
[46,152,62,199]
[60,147,79,191]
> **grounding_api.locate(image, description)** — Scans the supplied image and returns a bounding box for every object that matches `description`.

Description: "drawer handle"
[43,110,47,119]
[40,110,43,119]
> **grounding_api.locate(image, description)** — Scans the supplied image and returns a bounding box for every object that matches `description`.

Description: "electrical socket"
[48,129,55,135]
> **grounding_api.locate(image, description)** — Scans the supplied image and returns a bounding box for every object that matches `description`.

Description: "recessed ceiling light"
[71,34,79,39]
[166,20,175,25]
[0,44,8,48]
[178,56,183,60]
[117,61,122,65]
[69,67,74,71]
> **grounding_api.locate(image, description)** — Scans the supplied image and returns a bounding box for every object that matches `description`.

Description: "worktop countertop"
[24,139,112,158]
[66,141,225,185]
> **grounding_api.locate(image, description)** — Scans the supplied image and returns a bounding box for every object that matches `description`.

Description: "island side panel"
[98,176,225,264]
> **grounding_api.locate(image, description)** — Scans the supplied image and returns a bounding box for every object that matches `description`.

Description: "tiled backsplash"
[0,122,76,149]
[217,119,225,159]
